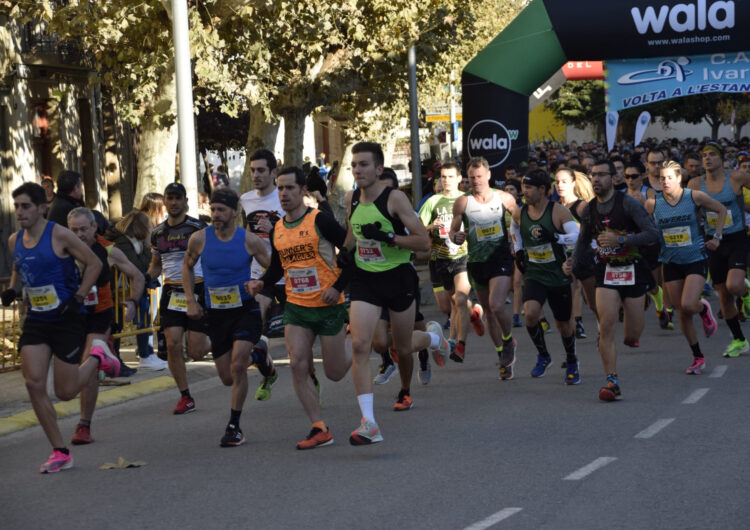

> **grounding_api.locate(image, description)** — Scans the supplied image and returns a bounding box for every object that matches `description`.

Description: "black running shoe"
[220,424,245,447]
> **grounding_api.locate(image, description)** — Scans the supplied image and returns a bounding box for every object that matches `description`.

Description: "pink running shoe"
[40,449,73,473]
[686,356,705,375]
[699,300,717,338]
[89,339,121,378]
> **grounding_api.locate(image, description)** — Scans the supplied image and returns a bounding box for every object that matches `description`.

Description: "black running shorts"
[429,256,468,292]
[19,313,86,365]
[662,259,708,283]
[159,283,209,334]
[522,278,573,323]
[207,299,262,359]
[707,231,749,285]
[350,263,418,313]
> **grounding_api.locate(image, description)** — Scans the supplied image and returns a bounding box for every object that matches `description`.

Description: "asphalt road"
[1,298,749,529]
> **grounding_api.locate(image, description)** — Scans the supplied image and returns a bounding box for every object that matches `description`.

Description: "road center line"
[634,418,675,439]
[682,388,709,404]
[709,365,727,378]
[563,457,617,481]
[463,508,523,530]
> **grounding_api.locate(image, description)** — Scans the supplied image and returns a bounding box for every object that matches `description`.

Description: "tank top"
[463,190,508,263]
[521,202,570,286]
[273,209,344,307]
[653,189,705,265]
[700,170,745,235]
[418,193,467,260]
[589,192,641,265]
[349,186,411,272]
[201,226,252,309]
[151,216,205,284]
[13,222,81,321]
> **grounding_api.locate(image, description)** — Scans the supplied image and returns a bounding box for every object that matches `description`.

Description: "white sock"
[357,393,375,424]
[429,332,442,350]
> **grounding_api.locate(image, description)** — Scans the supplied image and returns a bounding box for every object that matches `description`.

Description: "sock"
[79,419,91,427]
[381,352,393,366]
[398,388,410,400]
[726,316,746,341]
[562,334,577,364]
[54,447,70,455]
[502,333,513,343]
[312,421,327,432]
[526,324,548,356]
[180,389,192,399]
[357,393,375,423]
[229,409,241,427]
[495,345,503,360]
[418,349,429,370]
[575,316,582,323]
[700,303,708,317]
[650,286,664,312]
[428,332,442,350]
[459,340,466,347]
[607,372,618,383]
[690,342,703,358]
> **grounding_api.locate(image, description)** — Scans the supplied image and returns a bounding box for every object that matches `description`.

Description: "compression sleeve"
[314,210,347,248]
[555,220,580,246]
[258,237,284,287]
[510,218,523,252]
[572,203,593,266]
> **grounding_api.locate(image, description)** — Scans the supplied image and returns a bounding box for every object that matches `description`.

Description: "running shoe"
[512,314,523,328]
[530,353,552,378]
[426,320,449,366]
[666,308,675,329]
[393,394,413,411]
[540,318,552,333]
[139,354,168,372]
[699,299,717,338]
[89,340,121,378]
[498,339,516,381]
[450,341,465,363]
[624,338,639,348]
[71,424,93,445]
[296,427,333,450]
[443,317,451,330]
[255,370,278,401]
[220,424,245,447]
[173,395,196,415]
[373,363,398,385]
[39,449,73,474]
[742,278,750,315]
[575,320,587,339]
[598,375,621,402]
[686,356,705,375]
[253,336,274,377]
[418,352,431,385]
[349,418,383,446]
[565,360,581,385]
[470,304,485,336]
[722,338,750,358]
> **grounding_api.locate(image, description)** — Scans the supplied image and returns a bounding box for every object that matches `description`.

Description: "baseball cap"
[523,169,551,189]
[164,182,187,196]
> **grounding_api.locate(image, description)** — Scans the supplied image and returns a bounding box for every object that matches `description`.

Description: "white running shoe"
[139,354,168,371]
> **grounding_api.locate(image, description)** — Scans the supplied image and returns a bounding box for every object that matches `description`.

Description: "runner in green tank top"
[510,170,581,385]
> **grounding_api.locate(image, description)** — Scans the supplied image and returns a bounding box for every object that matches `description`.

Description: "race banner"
[606,111,619,152]
[606,51,750,111]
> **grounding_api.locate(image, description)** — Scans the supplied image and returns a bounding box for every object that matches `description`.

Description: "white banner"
[606,111,619,153]
[634,111,651,146]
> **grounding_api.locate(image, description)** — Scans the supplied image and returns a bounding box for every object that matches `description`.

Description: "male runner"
[688,142,750,357]
[345,141,449,445]
[246,167,352,449]
[184,188,272,446]
[146,183,211,414]
[2,183,119,473]
[450,157,518,378]
[419,162,483,362]
[67,207,145,444]
[239,148,284,398]
[572,160,658,401]
[510,170,581,383]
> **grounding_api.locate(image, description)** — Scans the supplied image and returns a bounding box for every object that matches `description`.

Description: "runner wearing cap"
[183,188,273,447]
[688,142,750,358]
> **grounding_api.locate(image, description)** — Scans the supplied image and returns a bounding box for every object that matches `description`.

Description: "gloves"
[336,248,355,269]
[514,251,527,274]
[59,294,83,317]
[144,273,160,289]
[360,222,394,243]
[536,225,557,243]
[1,288,16,306]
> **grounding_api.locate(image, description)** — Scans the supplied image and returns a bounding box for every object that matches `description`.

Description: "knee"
[352,338,372,356]
[55,387,77,401]
[166,339,182,356]
[230,358,247,378]
[323,364,346,382]
[453,291,468,308]
[25,376,46,397]
[288,354,309,376]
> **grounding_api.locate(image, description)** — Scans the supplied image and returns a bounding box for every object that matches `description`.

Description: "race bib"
[357,239,385,262]
[527,243,555,264]
[706,210,732,228]
[26,285,60,312]
[438,224,450,239]
[84,286,99,307]
[604,264,635,286]
[168,291,189,312]
[476,223,501,241]
[208,285,242,309]
[288,267,321,293]
[662,226,691,248]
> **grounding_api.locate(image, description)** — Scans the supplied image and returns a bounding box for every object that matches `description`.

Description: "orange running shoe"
[470,304,485,336]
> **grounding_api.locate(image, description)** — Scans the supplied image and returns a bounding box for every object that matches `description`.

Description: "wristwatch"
[713,233,723,240]
[616,235,626,245]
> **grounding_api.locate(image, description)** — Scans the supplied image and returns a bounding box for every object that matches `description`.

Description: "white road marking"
[709,365,727,378]
[682,388,709,404]
[634,418,675,439]
[563,457,617,481]
[463,508,523,530]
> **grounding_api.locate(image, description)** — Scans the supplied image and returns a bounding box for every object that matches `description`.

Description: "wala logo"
[631,1,734,34]
[467,120,518,168]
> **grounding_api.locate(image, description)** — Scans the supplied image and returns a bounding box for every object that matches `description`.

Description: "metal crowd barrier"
[110,266,160,340]
[0,277,22,372]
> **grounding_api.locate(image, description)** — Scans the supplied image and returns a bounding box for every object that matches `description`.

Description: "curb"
[0,376,175,437]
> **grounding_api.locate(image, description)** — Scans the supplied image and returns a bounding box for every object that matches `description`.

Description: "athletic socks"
[526,324,548,356]
[79,419,91,427]
[726,315,746,341]
[312,421,327,432]
[562,334,577,364]
[650,286,664,312]
[690,342,703,358]
[428,332,442,350]
[357,393,375,423]
[397,388,410,400]
[229,408,242,427]
[180,389,192,399]
[54,447,70,455]
[418,349,429,370]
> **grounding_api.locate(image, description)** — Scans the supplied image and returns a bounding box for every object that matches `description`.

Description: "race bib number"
[706,210,732,228]
[527,243,555,264]
[288,267,321,293]
[604,264,635,286]
[168,291,189,312]
[476,223,501,241]
[357,240,385,262]
[83,286,99,307]
[438,224,450,239]
[662,226,691,248]
[208,286,242,309]
[26,285,60,312]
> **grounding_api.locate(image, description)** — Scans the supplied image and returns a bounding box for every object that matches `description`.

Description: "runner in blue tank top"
[1,182,120,474]
[647,161,726,375]
[183,188,273,448]
[688,142,750,358]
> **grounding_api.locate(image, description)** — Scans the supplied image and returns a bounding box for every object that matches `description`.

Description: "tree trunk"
[241,104,280,194]
[283,108,306,168]
[329,140,355,228]
[101,96,122,219]
[201,150,212,195]
[133,68,178,207]
[735,121,746,142]
[709,118,720,141]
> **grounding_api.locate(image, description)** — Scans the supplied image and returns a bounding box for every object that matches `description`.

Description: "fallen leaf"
[99,457,147,470]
